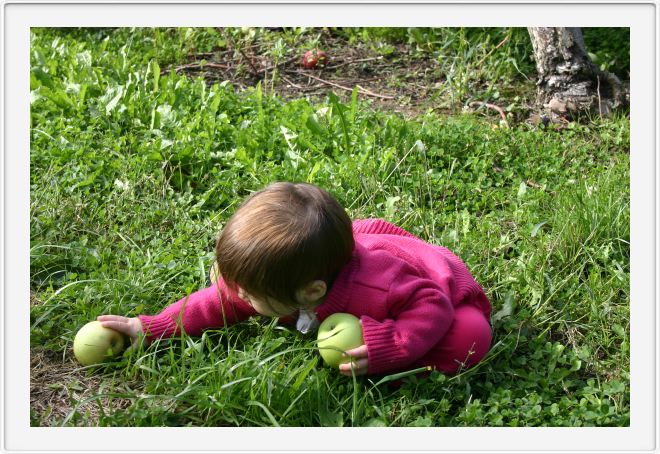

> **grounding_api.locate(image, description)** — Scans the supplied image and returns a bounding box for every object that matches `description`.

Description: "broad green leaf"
[385,196,400,217]
[209,93,221,114]
[156,104,174,127]
[319,405,343,427]
[305,113,326,137]
[150,59,160,92]
[462,209,471,235]
[104,86,124,114]
[42,87,75,112]
[307,161,322,182]
[31,67,54,89]
[531,220,548,238]
[290,357,318,392]
[150,107,160,130]
[364,418,387,427]
[492,291,515,322]
[350,85,358,123]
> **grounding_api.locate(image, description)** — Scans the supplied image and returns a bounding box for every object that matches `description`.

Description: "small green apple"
[73,321,125,366]
[209,261,220,284]
[317,313,364,367]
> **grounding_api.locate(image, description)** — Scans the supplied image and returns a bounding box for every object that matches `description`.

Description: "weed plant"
[30,27,629,427]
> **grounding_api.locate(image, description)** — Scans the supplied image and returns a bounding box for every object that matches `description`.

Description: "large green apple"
[73,321,126,366]
[317,313,364,367]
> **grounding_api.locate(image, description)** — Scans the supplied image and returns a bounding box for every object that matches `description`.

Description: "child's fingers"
[97,314,129,323]
[342,344,368,359]
[97,316,137,337]
[98,320,131,335]
[339,345,368,376]
[339,358,368,376]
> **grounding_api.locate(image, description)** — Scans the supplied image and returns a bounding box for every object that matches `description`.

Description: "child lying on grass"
[99,182,492,377]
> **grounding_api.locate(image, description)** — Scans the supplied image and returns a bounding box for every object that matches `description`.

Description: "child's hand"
[338,344,368,376]
[97,315,146,350]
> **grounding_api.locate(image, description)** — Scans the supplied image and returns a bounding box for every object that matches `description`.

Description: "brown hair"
[215,182,354,309]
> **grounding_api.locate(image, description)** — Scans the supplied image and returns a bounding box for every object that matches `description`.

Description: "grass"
[30,27,630,427]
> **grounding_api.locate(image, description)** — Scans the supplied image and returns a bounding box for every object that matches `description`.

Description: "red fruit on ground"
[302,49,328,69]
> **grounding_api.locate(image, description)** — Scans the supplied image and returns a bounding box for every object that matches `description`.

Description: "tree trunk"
[527,27,627,118]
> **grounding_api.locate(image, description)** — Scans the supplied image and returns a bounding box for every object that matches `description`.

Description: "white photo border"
[3,1,656,453]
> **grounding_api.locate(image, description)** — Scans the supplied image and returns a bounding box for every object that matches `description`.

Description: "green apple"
[209,261,220,284]
[73,321,125,366]
[317,313,364,367]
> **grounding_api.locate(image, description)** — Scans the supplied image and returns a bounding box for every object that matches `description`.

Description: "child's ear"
[297,280,327,305]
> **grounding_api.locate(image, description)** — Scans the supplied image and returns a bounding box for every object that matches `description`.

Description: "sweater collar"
[314,243,362,322]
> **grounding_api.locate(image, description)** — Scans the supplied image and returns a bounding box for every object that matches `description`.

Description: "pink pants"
[417,304,492,374]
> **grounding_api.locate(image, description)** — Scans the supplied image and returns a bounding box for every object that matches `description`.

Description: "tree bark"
[527,27,627,118]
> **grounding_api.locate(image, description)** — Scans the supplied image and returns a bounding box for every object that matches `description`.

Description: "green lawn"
[30,27,629,427]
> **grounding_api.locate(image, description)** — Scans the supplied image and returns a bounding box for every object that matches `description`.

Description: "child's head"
[216,182,354,316]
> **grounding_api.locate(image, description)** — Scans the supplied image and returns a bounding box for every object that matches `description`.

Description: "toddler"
[99,182,492,377]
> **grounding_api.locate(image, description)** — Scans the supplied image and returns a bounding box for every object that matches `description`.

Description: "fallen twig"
[475,35,510,68]
[525,179,543,189]
[326,56,384,70]
[280,74,304,89]
[469,101,507,122]
[164,62,230,75]
[295,70,395,100]
[238,47,260,76]
[258,55,300,75]
[188,51,218,58]
[355,84,394,100]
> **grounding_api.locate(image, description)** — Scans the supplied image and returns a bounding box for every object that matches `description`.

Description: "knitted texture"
[138,280,257,342]
[315,219,491,374]
[138,219,491,375]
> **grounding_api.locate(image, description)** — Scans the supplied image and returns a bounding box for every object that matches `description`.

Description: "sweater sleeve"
[359,265,455,375]
[352,218,420,240]
[138,276,257,342]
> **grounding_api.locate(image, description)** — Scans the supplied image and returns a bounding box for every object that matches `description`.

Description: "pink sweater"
[139,219,491,375]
